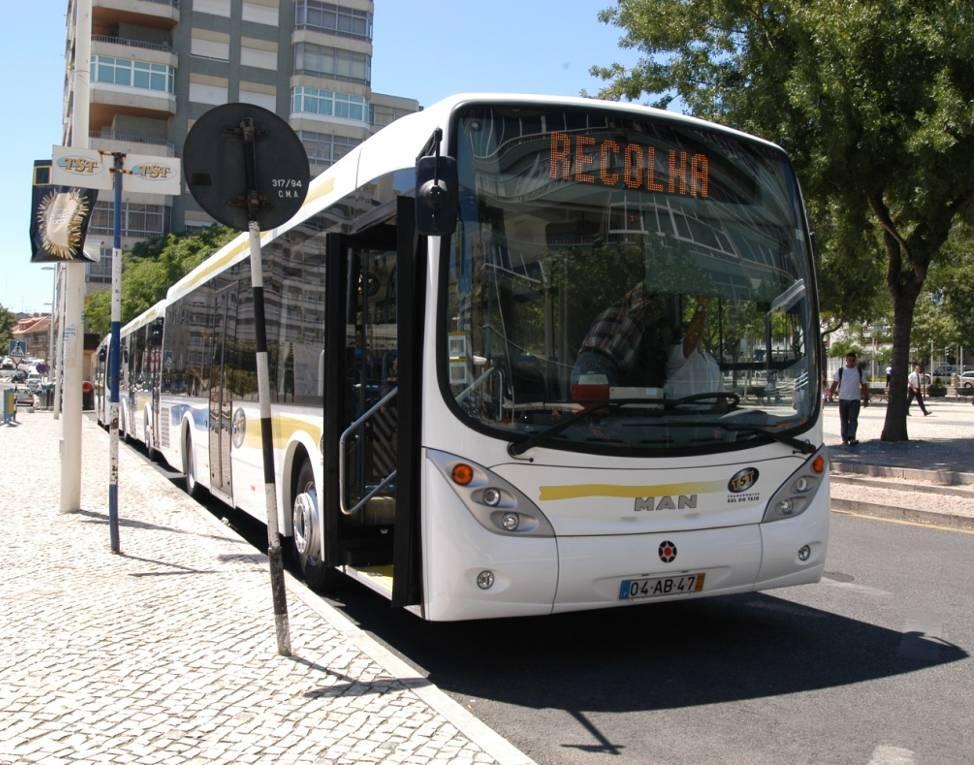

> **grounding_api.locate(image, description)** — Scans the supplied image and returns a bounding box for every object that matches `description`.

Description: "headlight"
[762,447,827,523]
[427,449,554,537]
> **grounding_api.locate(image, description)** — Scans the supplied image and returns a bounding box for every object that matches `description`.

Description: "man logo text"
[634,495,697,512]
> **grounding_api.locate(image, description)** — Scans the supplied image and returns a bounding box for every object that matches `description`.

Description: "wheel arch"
[281,430,322,544]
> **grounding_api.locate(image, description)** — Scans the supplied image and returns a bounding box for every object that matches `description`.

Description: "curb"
[831,461,974,487]
[830,474,974,499]
[184,485,538,765]
[831,499,974,532]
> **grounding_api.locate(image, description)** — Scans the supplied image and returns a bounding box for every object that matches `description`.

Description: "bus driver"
[571,287,720,398]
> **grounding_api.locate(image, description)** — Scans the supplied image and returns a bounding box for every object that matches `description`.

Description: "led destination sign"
[549,131,710,199]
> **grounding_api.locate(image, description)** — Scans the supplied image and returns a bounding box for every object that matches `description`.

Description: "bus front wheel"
[290,458,336,592]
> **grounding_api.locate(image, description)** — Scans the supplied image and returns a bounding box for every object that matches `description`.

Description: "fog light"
[501,512,520,531]
[798,544,811,562]
[778,498,795,515]
[476,570,495,590]
[482,487,502,507]
[795,477,810,492]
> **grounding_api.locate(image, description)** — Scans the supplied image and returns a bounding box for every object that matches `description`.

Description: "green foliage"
[0,303,14,349]
[84,226,237,337]
[827,339,863,359]
[931,223,974,348]
[591,0,974,439]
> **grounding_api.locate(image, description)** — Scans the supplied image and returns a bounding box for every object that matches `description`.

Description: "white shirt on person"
[833,365,866,401]
[908,371,922,390]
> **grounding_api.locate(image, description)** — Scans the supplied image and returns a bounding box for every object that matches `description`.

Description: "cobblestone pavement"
[0,413,533,765]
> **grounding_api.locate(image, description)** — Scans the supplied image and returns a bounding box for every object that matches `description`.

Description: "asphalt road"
[326,512,973,765]
[136,429,974,765]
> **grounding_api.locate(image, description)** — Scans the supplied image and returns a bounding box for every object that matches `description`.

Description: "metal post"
[60,0,91,512]
[45,266,56,382]
[248,220,290,656]
[243,120,290,656]
[107,153,123,553]
[52,265,65,420]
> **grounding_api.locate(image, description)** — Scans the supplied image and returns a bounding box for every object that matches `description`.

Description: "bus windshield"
[442,103,819,454]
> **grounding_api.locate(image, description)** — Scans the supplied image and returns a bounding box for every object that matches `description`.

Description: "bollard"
[2,388,16,425]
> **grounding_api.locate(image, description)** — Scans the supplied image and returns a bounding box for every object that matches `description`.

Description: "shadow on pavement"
[830,437,974,474]
[331,588,967,714]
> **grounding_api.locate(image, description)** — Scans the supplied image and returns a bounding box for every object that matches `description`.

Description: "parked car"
[959,370,974,379]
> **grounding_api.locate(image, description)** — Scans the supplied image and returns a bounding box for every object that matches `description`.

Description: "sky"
[0,0,642,315]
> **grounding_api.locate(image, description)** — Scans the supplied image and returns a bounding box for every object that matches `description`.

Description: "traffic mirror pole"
[108,152,123,553]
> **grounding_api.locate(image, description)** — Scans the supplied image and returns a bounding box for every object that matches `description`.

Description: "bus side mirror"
[98,347,107,363]
[415,155,458,236]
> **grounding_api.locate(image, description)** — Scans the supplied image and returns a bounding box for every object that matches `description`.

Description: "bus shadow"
[333,589,967,713]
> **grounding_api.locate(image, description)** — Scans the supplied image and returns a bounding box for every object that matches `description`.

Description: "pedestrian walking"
[907,362,932,416]
[829,352,869,445]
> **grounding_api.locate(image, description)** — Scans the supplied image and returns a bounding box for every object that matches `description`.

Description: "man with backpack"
[829,351,870,445]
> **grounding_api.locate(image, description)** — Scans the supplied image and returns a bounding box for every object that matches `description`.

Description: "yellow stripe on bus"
[538,481,725,502]
[240,415,322,450]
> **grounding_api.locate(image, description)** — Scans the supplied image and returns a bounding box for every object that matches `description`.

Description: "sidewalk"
[824,397,974,530]
[0,412,535,765]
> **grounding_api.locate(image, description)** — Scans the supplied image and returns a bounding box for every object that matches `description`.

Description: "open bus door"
[323,197,423,608]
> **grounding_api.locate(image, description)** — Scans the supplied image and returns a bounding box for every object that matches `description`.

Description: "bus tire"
[290,457,336,592]
[183,429,203,499]
[144,413,157,461]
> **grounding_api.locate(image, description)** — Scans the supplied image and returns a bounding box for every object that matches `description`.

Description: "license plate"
[618,573,706,600]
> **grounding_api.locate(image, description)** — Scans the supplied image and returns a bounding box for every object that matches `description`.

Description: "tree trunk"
[881,289,918,441]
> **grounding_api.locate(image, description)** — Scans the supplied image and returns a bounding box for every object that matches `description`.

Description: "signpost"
[51,147,180,551]
[183,103,310,657]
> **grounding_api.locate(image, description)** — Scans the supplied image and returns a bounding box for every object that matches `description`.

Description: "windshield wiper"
[690,420,816,454]
[507,399,660,457]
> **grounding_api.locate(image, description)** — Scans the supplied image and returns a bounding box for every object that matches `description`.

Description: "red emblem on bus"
[658,540,677,563]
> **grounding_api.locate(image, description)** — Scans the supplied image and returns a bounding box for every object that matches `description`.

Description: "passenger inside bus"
[570,282,675,389]
[571,287,721,398]
[662,297,722,399]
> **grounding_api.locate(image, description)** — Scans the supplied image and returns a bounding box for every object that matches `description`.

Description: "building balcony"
[92,34,172,53]
[92,0,179,29]
[89,83,177,117]
[92,36,177,68]
[88,129,175,157]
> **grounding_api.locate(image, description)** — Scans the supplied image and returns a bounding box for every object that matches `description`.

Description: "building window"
[294,0,372,39]
[291,87,367,122]
[293,42,370,83]
[91,56,175,94]
[86,253,113,284]
[297,130,360,168]
[90,202,169,238]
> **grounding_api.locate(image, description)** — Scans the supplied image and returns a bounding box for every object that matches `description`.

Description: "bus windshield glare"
[443,104,819,454]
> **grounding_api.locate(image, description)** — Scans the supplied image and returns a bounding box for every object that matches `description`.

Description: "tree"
[933,223,974,353]
[84,226,236,336]
[0,303,14,350]
[591,0,974,440]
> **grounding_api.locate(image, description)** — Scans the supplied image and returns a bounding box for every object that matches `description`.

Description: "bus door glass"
[343,245,399,519]
[208,286,237,497]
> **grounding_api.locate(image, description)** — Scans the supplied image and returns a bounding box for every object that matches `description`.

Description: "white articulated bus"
[110,94,829,621]
[94,300,166,449]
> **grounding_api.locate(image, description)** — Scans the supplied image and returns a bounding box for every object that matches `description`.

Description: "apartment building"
[62,0,419,290]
